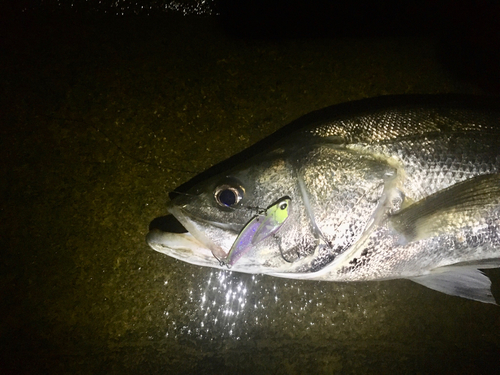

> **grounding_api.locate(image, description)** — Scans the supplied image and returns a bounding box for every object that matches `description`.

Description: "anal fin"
[410,267,497,305]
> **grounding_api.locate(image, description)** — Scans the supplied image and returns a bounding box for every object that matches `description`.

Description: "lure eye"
[214,184,244,208]
[279,201,288,210]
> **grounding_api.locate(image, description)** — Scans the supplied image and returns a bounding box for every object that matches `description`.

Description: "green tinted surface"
[268,198,290,225]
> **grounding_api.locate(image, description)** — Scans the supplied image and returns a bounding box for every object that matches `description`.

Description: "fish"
[147,94,500,304]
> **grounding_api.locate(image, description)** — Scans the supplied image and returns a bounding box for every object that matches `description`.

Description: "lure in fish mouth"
[147,94,500,304]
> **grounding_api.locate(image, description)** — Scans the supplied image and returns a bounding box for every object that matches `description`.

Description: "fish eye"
[214,184,244,208]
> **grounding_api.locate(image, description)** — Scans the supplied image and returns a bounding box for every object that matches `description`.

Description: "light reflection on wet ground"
[161,270,367,342]
[25,0,218,16]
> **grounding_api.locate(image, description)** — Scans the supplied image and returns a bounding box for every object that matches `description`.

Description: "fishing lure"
[222,197,291,267]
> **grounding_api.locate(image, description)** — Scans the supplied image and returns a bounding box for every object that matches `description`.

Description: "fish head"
[147,146,324,274]
[147,141,395,276]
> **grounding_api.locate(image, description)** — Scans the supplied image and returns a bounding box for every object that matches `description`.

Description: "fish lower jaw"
[146,229,221,267]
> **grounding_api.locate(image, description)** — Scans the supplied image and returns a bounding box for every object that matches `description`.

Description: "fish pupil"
[218,189,237,207]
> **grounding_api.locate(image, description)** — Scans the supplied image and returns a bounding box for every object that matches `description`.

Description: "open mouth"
[146,211,231,269]
[148,214,189,234]
[167,206,231,260]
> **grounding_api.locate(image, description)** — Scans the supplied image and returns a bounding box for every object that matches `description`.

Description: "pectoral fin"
[389,174,500,243]
[410,267,497,305]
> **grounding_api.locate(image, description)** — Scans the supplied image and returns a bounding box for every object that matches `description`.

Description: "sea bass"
[147,95,500,304]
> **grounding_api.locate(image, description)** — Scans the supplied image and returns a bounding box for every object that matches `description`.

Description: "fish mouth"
[146,209,231,269]
[146,211,317,275]
[146,203,315,274]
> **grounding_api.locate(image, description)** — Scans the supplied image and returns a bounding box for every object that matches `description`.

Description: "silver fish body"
[147,95,500,304]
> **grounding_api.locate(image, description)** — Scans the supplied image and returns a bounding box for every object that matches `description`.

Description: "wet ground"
[1,5,500,374]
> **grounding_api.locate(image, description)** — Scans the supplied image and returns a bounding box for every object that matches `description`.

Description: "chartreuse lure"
[223,197,291,267]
